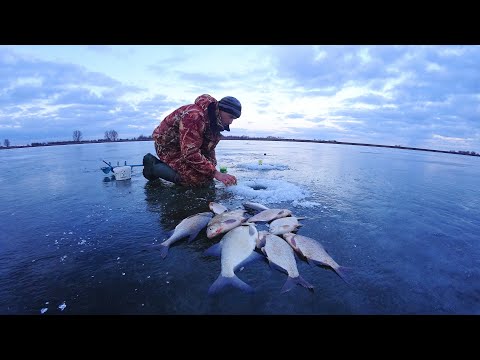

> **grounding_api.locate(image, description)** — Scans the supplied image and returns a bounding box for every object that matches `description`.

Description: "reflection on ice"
[236,162,289,171]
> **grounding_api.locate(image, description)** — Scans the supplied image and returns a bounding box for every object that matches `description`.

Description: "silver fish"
[246,208,292,223]
[243,201,270,213]
[269,217,302,235]
[206,209,247,239]
[206,223,262,295]
[283,233,350,284]
[209,201,228,215]
[261,233,314,293]
[154,212,213,259]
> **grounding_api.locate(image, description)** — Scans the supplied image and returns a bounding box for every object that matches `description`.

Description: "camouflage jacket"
[152,94,226,187]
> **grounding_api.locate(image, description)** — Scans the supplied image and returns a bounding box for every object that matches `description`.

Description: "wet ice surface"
[0,140,479,314]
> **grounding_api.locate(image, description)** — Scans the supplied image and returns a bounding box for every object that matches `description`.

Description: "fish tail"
[208,274,254,295]
[281,275,314,293]
[335,265,352,286]
[159,244,169,259]
[141,243,158,252]
[296,275,315,292]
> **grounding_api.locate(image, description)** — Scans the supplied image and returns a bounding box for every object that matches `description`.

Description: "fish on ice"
[153,212,213,259]
[246,208,292,223]
[242,201,269,213]
[283,232,350,284]
[260,233,314,293]
[206,209,247,239]
[209,201,228,215]
[205,223,263,295]
[268,217,302,235]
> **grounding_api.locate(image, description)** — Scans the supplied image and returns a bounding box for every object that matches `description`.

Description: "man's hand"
[214,171,237,186]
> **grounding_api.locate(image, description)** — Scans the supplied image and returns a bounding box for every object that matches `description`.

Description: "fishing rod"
[101,160,115,173]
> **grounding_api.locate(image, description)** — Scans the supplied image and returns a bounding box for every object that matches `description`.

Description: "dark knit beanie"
[218,96,241,118]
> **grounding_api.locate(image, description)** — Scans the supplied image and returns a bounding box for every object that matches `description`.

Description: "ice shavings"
[292,200,321,208]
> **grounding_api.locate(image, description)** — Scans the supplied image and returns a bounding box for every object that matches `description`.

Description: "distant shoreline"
[1,136,478,157]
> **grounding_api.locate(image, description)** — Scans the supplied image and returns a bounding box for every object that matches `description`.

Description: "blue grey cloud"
[1,46,479,153]
[264,45,479,151]
[0,49,153,143]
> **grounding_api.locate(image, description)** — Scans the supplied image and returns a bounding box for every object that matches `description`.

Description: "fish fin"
[309,259,353,286]
[236,251,265,270]
[280,276,297,293]
[281,275,315,294]
[158,244,169,259]
[187,229,202,243]
[204,242,222,257]
[208,275,254,295]
[224,218,238,225]
[295,275,314,292]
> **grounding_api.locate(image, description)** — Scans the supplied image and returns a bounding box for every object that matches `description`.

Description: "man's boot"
[143,153,181,184]
[143,153,161,181]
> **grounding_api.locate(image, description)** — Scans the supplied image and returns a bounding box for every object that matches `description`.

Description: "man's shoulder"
[182,104,207,120]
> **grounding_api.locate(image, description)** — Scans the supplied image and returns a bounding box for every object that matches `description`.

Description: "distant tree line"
[104,130,118,142]
[72,129,120,142]
[73,130,82,142]
[0,132,478,157]
[220,135,479,156]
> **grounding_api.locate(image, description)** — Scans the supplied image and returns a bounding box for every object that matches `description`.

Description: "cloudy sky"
[1,45,479,152]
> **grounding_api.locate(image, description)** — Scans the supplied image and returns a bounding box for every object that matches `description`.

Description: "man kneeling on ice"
[143,94,239,187]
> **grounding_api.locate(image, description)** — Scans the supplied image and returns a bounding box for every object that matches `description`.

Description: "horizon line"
[1,136,478,157]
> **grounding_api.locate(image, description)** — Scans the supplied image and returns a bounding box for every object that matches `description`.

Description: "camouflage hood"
[194,94,227,132]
